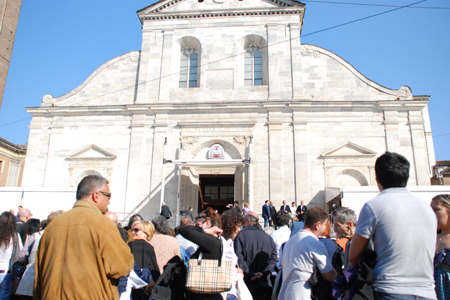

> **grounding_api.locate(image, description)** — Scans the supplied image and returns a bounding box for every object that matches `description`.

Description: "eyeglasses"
[97,191,111,199]
[131,228,141,233]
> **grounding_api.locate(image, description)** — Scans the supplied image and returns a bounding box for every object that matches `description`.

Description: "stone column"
[266,24,280,100]
[267,110,283,201]
[124,114,155,217]
[292,110,310,202]
[382,108,399,152]
[135,29,165,104]
[22,115,52,187]
[408,109,431,185]
[159,30,174,101]
[289,23,303,100]
[148,123,168,215]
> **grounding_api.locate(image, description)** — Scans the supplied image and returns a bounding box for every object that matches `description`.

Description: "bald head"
[18,208,32,222]
[245,211,259,221]
[105,211,118,225]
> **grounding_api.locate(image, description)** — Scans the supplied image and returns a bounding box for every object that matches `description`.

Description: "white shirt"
[176,234,198,260]
[221,237,239,297]
[270,225,291,270]
[278,230,333,300]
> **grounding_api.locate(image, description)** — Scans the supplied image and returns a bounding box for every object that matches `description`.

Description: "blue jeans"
[264,218,269,228]
[0,273,11,300]
[374,291,435,300]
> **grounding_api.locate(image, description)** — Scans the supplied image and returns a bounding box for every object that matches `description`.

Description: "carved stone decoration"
[189,137,247,160]
[42,94,56,106]
[233,136,248,145]
[122,51,140,65]
[10,158,21,167]
[180,136,199,151]
[66,144,117,187]
[398,86,412,98]
[301,45,321,58]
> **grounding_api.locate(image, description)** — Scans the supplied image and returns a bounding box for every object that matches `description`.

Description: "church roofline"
[137,0,305,23]
[301,44,413,100]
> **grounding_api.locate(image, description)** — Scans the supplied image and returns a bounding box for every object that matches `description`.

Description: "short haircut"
[180,216,192,227]
[132,220,155,241]
[47,210,65,223]
[234,201,239,205]
[152,216,172,235]
[76,175,109,200]
[375,151,410,189]
[304,207,328,228]
[265,200,269,204]
[273,210,291,227]
[332,207,357,226]
[245,215,262,230]
[221,209,244,240]
[26,218,41,235]
[128,214,143,227]
[432,194,450,211]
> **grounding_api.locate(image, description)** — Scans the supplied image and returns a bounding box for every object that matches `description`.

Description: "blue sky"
[1,0,449,160]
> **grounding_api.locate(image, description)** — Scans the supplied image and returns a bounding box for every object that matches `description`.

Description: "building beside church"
[21,0,436,219]
[0,137,26,187]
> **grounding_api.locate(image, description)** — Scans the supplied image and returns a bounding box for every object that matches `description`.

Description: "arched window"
[244,45,263,86]
[179,47,198,88]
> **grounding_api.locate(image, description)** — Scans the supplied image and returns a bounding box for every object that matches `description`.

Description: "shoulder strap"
[154,262,178,287]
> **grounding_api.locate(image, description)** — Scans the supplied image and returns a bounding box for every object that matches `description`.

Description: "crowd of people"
[0,151,448,300]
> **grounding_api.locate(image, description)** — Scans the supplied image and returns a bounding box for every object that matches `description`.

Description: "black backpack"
[151,256,187,300]
[309,240,345,300]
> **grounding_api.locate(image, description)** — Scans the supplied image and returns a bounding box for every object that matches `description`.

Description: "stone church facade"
[22,0,435,218]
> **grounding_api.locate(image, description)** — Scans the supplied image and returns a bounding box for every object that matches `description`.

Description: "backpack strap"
[154,262,179,287]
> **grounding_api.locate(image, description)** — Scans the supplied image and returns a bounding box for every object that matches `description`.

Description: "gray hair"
[76,175,109,200]
[332,207,357,226]
[152,216,172,235]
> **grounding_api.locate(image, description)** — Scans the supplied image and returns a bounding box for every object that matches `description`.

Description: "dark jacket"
[262,204,271,220]
[160,205,172,218]
[234,226,277,291]
[280,204,291,213]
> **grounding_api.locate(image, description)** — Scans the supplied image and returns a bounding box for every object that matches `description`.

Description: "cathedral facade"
[22,0,435,218]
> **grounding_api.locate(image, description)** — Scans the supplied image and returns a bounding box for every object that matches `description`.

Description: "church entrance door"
[198,174,234,214]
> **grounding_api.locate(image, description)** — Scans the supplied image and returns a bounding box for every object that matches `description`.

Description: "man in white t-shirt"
[270,210,291,270]
[278,207,337,300]
[350,152,437,300]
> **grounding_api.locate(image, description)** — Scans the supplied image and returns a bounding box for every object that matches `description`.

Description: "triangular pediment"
[322,142,377,158]
[138,0,304,17]
[67,145,117,160]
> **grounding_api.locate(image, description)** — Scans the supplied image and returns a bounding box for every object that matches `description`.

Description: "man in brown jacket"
[34,175,134,300]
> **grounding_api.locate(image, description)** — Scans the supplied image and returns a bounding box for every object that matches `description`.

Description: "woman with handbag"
[0,211,22,300]
[178,224,226,300]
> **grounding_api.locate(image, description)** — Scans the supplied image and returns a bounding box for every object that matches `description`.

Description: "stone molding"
[300,44,413,100]
[66,144,117,187]
[183,136,249,159]
[41,51,140,107]
[321,141,377,187]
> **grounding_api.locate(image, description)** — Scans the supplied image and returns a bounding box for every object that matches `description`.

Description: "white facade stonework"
[23,0,436,218]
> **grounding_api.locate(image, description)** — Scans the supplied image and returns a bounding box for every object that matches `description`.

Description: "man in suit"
[160,202,173,219]
[262,200,271,228]
[296,200,308,222]
[269,201,277,229]
[280,200,291,213]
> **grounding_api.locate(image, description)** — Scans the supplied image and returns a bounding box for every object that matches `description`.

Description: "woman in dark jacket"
[128,220,160,300]
[178,225,223,300]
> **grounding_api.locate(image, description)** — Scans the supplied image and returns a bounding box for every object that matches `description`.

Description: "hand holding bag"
[186,241,233,294]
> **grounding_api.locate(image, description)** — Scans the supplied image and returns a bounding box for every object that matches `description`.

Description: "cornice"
[140,8,304,21]
[0,137,27,156]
